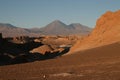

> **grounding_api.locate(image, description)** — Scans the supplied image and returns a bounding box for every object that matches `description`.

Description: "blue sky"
[0,0,120,28]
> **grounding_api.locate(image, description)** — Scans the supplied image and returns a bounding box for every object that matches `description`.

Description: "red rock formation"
[70,10,120,53]
[30,45,54,55]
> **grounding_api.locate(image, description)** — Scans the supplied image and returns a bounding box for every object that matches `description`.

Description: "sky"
[0,0,120,28]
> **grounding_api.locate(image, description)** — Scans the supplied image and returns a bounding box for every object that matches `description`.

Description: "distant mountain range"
[0,20,92,37]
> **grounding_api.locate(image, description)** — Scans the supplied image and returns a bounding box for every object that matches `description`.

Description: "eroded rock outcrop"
[70,10,120,53]
[30,45,54,55]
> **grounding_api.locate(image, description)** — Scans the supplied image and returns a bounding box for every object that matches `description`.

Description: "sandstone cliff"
[70,10,120,53]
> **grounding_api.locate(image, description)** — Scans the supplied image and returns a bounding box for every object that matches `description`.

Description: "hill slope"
[0,42,120,80]
[70,10,120,53]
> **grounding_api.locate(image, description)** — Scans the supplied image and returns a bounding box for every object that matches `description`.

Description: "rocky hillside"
[70,10,120,53]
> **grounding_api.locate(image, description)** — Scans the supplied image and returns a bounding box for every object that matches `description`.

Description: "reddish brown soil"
[0,42,120,80]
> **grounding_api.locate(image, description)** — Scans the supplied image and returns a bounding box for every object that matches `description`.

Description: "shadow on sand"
[0,39,70,66]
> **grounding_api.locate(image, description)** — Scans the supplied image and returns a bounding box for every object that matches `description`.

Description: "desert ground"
[0,42,120,80]
[0,10,120,80]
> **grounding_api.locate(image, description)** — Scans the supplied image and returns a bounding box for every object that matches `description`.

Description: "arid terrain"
[0,34,79,65]
[0,42,120,80]
[0,10,120,80]
[70,10,120,53]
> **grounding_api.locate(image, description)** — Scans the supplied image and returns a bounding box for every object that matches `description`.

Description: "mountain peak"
[0,20,92,37]
[53,20,62,23]
[0,23,16,28]
[45,20,67,29]
[49,20,66,26]
[39,20,91,35]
